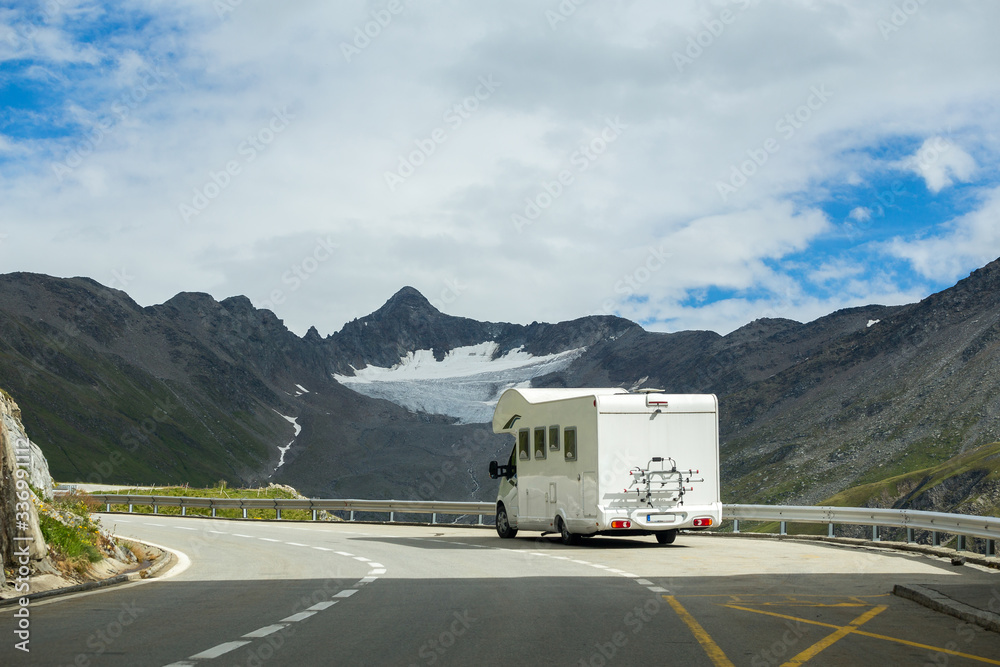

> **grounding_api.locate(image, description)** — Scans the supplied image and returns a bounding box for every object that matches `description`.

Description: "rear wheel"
[496,504,517,539]
[655,529,678,545]
[557,517,579,545]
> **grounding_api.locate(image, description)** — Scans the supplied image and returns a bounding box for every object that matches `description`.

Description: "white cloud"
[1,1,1000,337]
[898,137,977,193]
[849,206,871,222]
[885,185,1000,282]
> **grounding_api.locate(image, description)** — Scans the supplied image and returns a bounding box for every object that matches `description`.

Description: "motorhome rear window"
[564,427,577,461]
[518,429,530,460]
[534,427,546,459]
[549,425,560,451]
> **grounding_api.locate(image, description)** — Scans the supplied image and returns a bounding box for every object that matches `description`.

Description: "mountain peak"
[380,286,437,313]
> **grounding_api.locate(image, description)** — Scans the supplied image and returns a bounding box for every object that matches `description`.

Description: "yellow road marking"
[850,630,1000,665]
[727,604,1000,666]
[780,606,886,666]
[724,604,842,629]
[665,596,735,667]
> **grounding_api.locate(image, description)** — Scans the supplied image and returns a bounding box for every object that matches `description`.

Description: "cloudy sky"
[2,0,999,337]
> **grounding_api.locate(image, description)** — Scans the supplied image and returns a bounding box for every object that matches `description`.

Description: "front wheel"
[496,504,517,539]
[655,529,678,545]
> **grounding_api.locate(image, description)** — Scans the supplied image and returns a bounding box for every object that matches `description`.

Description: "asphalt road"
[6,515,1000,666]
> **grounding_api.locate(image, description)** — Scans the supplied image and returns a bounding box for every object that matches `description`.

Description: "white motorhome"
[487,388,721,545]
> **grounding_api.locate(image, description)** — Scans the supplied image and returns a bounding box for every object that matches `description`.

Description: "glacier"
[333,342,584,424]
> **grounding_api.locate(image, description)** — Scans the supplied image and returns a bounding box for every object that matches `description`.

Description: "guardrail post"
[350,510,355,522]
[827,523,834,537]
[390,511,395,523]
[154,504,158,514]
[432,513,437,524]
[988,539,996,558]
[242,507,247,519]
[211,506,217,517]
[276,508,282,520]
[733,519,739,533]
[479,515,484,526]
[182,506,186,516]
[779,521,786,535]
[956,535,966,552]
[872,525,879,542]
[106,502,111,512]
[128,503,133,513]
[906,528,913,543]
[312,509,317,521]
[932,531,941,546]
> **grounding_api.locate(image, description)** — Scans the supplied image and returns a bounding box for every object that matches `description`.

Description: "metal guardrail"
[88,494,495,524]
[86,495,999,555]
[724,504,999,555]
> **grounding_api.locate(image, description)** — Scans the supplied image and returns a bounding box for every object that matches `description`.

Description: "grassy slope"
[739,441,1000,535]
[819,441,1000,513]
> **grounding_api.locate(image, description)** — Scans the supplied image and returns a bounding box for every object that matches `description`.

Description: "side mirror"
[488,461,499,479]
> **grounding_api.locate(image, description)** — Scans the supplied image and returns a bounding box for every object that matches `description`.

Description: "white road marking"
[368,562,384,568]
[333,589,358,598]
[370,568,387,575]
[636,579,654,586]
[285,542,308,547]
[335,551,354,557]
[242,624,288,638]
[313,546,332,551]
[190,641,251,659]
[280,611,317,623]
[308,601,338,611]
[353,556,370,562]
[259,538,280,542]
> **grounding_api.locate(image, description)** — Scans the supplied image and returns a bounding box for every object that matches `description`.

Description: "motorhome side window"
[564,427,577,461]
[533,426,546,459]
[549,425,560,451]
[518,429,530,460]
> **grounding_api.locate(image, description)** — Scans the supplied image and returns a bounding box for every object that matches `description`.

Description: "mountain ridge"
[1,259,998,512]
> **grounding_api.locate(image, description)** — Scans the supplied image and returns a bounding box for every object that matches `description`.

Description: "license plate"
[646,514,674,523]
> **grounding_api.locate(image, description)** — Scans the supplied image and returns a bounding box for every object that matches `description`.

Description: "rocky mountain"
[1,258,999,513]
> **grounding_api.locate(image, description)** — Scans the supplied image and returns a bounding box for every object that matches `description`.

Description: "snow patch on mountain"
[272,413,301,473]
[334,342,585,423]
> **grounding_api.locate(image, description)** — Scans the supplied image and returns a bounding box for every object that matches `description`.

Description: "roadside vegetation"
[34,490,111,574]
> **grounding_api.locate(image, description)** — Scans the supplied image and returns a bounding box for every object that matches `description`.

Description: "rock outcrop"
[0,388,49,586]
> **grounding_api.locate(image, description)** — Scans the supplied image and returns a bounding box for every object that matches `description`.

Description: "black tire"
[655,529,677,545]
[496,504,517,539]
[557,517,579,545]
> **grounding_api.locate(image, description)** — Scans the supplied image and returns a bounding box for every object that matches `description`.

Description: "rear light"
[692,518,713,527]
[611,519,631,529]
